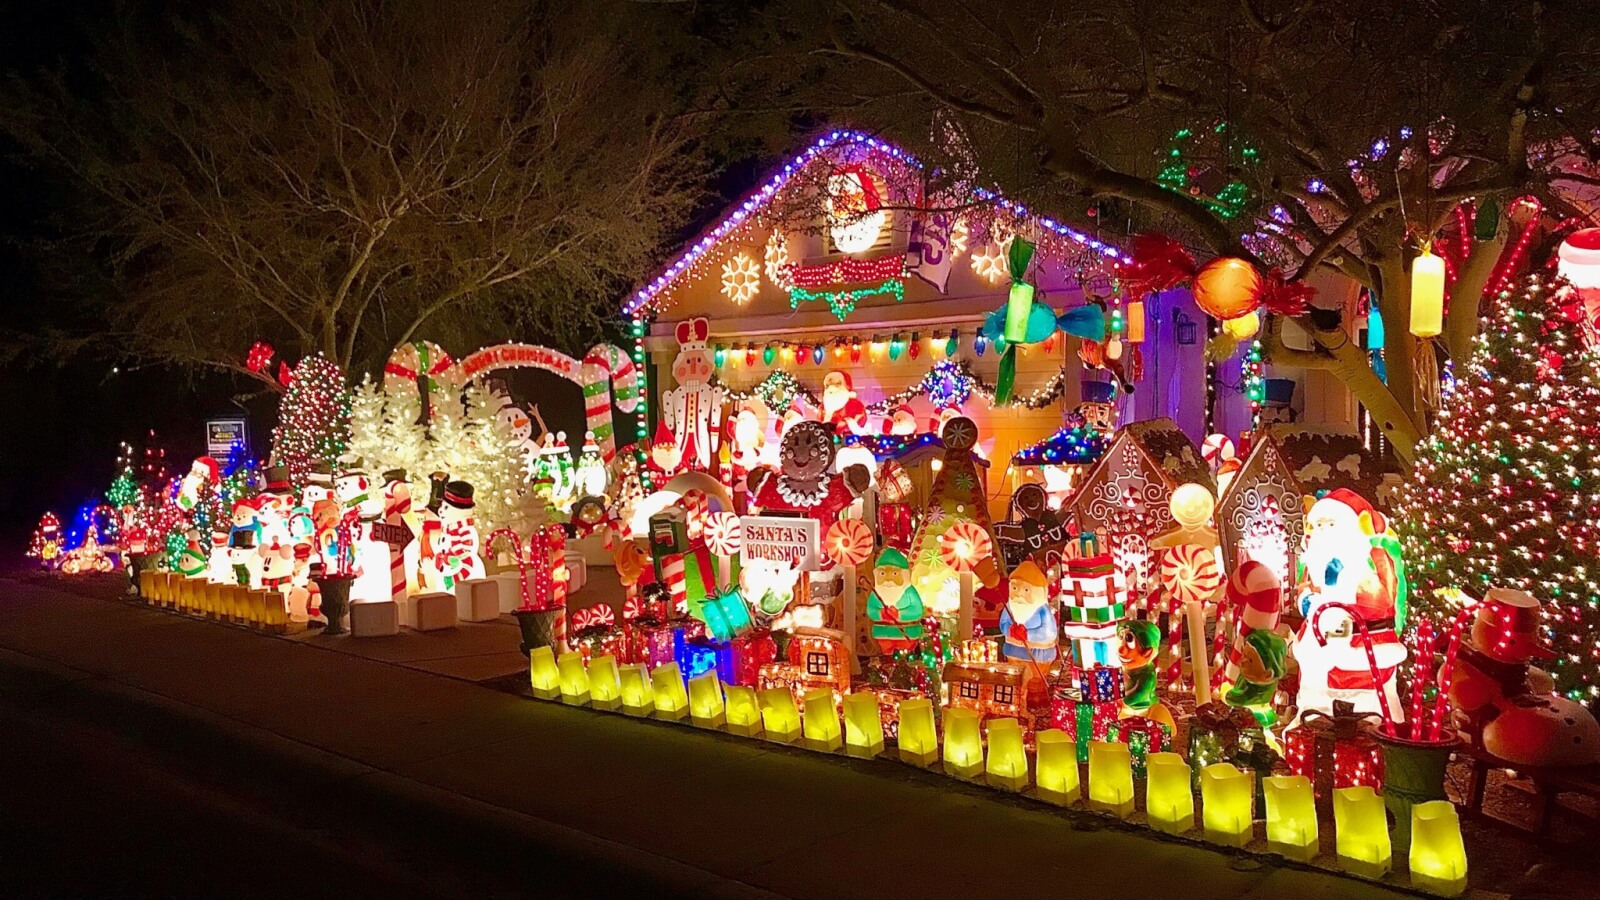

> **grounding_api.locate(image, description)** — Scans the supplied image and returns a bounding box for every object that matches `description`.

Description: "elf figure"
[1117,619,1175,733]
[662,317,723,472]
[1224,629,1288,727]
[866,548,924,653]
[431,481,484,590]
[821,371,869,434]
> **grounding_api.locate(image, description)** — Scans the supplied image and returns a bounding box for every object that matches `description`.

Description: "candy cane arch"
[459,342,640,464]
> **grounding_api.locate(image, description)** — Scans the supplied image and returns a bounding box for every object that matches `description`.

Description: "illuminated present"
[1200,763,1255,848]
[572,625,624,664]
[1333,786,1391,879]
[724,684,763,736]
[941,660,1027,720]
[556,652,591,706]
[984,717,1028,791]
[1409,800,1466,896]
[758,686,802,743]
[731,630,777,686]
[697,585,754,642]
[1145,752,1193,834]
[1186,702,1267,789]
[1086,741,1134,818]
[588,654,623,711]
[1285,703,1384,799]
[1102,715,1170,778]
[842,692,884,758]
[1049,692,1121,763]
[1034,728,1079,806]
[688,670,726,728]
[801,687,843,753]
[529,645,560,700]
[617,663,652,716]
[1060,552,1128,668]
[942,707,984,779]
[644,622,685,670]
[1264,775,1318,861]
[1074,664,1123,704]
[675,631,735,685]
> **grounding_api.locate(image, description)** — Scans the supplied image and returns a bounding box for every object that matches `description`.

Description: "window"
[958,681,980,700]
[993,684,1015,706]
[806,651,830,677]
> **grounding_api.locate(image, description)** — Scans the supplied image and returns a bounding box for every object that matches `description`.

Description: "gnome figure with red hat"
[1291,488,1408,727]
[1450,587,1600,767]
[662,317,723,472]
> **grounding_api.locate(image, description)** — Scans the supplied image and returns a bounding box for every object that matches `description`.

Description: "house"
[1216,434,1306,588]
[758,626,851,703]
[941,660,1028,720]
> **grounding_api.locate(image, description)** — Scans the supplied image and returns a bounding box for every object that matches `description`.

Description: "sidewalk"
[0,577,1423,899]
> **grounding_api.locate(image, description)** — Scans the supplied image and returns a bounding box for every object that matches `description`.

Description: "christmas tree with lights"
[1396,275,1600,699]
[270,353,351,490]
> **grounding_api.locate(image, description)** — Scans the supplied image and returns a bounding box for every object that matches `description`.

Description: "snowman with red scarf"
[1291,488,1408,727]
[662,317,723,473]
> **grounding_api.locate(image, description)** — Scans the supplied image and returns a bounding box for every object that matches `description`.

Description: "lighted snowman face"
[496,404,533,446]
[826,170,885,254]
[1169,483,1215,528]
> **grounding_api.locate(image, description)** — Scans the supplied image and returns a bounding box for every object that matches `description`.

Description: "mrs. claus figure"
[662,317,723,473]
[1292,488,1408,727]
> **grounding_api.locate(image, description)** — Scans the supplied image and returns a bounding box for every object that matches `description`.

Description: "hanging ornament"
[1193,257,1263,320]
[812,344,825,365]
[1222,310,1261,340]
[1411,243,1447,411]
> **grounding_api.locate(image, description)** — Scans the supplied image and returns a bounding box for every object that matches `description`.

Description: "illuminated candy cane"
[580,343,640,464]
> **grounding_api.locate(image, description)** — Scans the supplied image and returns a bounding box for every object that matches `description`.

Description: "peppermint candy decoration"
[571,605,616,632]
[938,520,993,572]
[1160,542,1221,605]
[825,517,874,567]
[703,511,743,556]
[1201,433,1236,472]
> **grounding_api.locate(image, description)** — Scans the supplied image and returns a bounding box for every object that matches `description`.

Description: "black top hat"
[382,468,408,485]
[307,462,334,485]
[263,465,293,494]
[442,481,475,509]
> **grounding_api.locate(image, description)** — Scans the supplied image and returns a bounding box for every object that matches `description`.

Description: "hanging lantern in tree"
[1193,258,1262,320]
[1127,299,1147,343]
[1410,246,1445,339]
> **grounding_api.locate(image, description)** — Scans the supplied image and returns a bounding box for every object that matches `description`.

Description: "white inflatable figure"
[545,431,576,513]
[492,391,539,476]
[821,371,870,434]
[574,432,609,498]
[728,401,768,473]
[206,524,234,584]
[227,499,263,588]
[254,476,298,616]
[335,468,390,605]
[432,481,485,589]
[1292,488,1408,727]
[176,456,219,512]
[661,317,723,472]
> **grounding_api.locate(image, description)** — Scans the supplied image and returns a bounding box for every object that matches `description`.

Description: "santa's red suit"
[1296,488,1404,691]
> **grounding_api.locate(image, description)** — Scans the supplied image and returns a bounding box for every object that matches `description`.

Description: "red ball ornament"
[1192,257,1263,320]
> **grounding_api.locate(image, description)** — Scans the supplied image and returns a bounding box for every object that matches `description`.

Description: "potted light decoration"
[310,513,358,635]
[490,525,571,655]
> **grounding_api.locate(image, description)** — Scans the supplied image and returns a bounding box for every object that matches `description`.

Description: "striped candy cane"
[580,344,640,463]
[383,483,413,606]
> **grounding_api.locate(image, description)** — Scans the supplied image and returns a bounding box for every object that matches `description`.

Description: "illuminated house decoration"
[1068,419,1213,595]
[758,627,851,705]
[940,660,1027,721]
[625,130,1137,522]
[1215,434,1305,583]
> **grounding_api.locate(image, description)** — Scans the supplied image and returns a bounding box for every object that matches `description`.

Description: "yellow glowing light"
[1410,247,1445,339]
[1170,482,1216,528]
[971,235,1013,284]
[688,670,726,727]
[897,698,939,767]
[1087,741,1134,818]
[1221,309,1260,340]
[942,707,983,778]
[1200,763,1254,848]
[556,652,591,706]
[1334,786,1392,879]
[1034,728,1080,805]
[529,646,560,698]
[763,233,793,290]
[587,655,622,709]
[651,663,689,720]
[721,252,761,305]
[949,218,969,257]
[801,687,842,752]
[1264,775,1318,861]
[724,684,763,736]
[842,692,884,758]
[1409,801,1467,896]
[617,663,652,715]
[1146,752,1194,834]
[985,717,1028,791]
[758,687,802,742]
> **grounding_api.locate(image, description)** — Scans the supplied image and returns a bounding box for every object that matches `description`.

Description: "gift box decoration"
[698,585,755,642]
[675,631,736,685]
[1286,702,1384,799]
[877,502,915,551]
[644,622,686,670]
[1060,551,1129,668]
[1103,715,1171,778]
[1050,691,1122,763]
[1186,702,1267,790]
[1075,664,1124,705]
[731,630,778,687]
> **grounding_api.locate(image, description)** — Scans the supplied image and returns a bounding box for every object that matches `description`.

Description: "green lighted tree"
[1395,276,1600,699]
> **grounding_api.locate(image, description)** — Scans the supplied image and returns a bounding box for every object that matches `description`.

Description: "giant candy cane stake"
[580,344,640,464]
[486,529,529,608]
[383,490,412,607]
[1408,618,1435,737]
[1429,601,1480,742]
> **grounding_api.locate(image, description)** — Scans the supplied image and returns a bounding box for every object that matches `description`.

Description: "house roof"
[621,130,1127,320]
[1124,419,1215,490]
[1217,434,1307,550]
[1264,424,1401,504]
[942,660,1027,686]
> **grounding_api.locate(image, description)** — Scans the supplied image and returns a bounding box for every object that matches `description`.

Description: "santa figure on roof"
[1291,488,1409,726]
[821,371,869,434]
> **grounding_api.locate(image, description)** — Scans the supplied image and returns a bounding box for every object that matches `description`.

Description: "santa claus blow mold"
[1292,488,1408,726]
[821,371,869,434]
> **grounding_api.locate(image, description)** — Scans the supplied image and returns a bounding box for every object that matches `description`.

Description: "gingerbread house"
[758,627,851,703]
[1266,425,1404,510]
[1216,434,1306,588]
[941,660,1028,720]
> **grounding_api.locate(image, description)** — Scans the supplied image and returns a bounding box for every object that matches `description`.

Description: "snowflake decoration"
[949,219,969,258]
[971,236,1012,283]
[721,252,761,305]
[763,234,793,290]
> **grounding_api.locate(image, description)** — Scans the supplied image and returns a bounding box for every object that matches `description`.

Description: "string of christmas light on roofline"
[620,130,1126,320]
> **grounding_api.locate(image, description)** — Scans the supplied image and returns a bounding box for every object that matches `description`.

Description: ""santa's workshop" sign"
[739,516,821,571]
